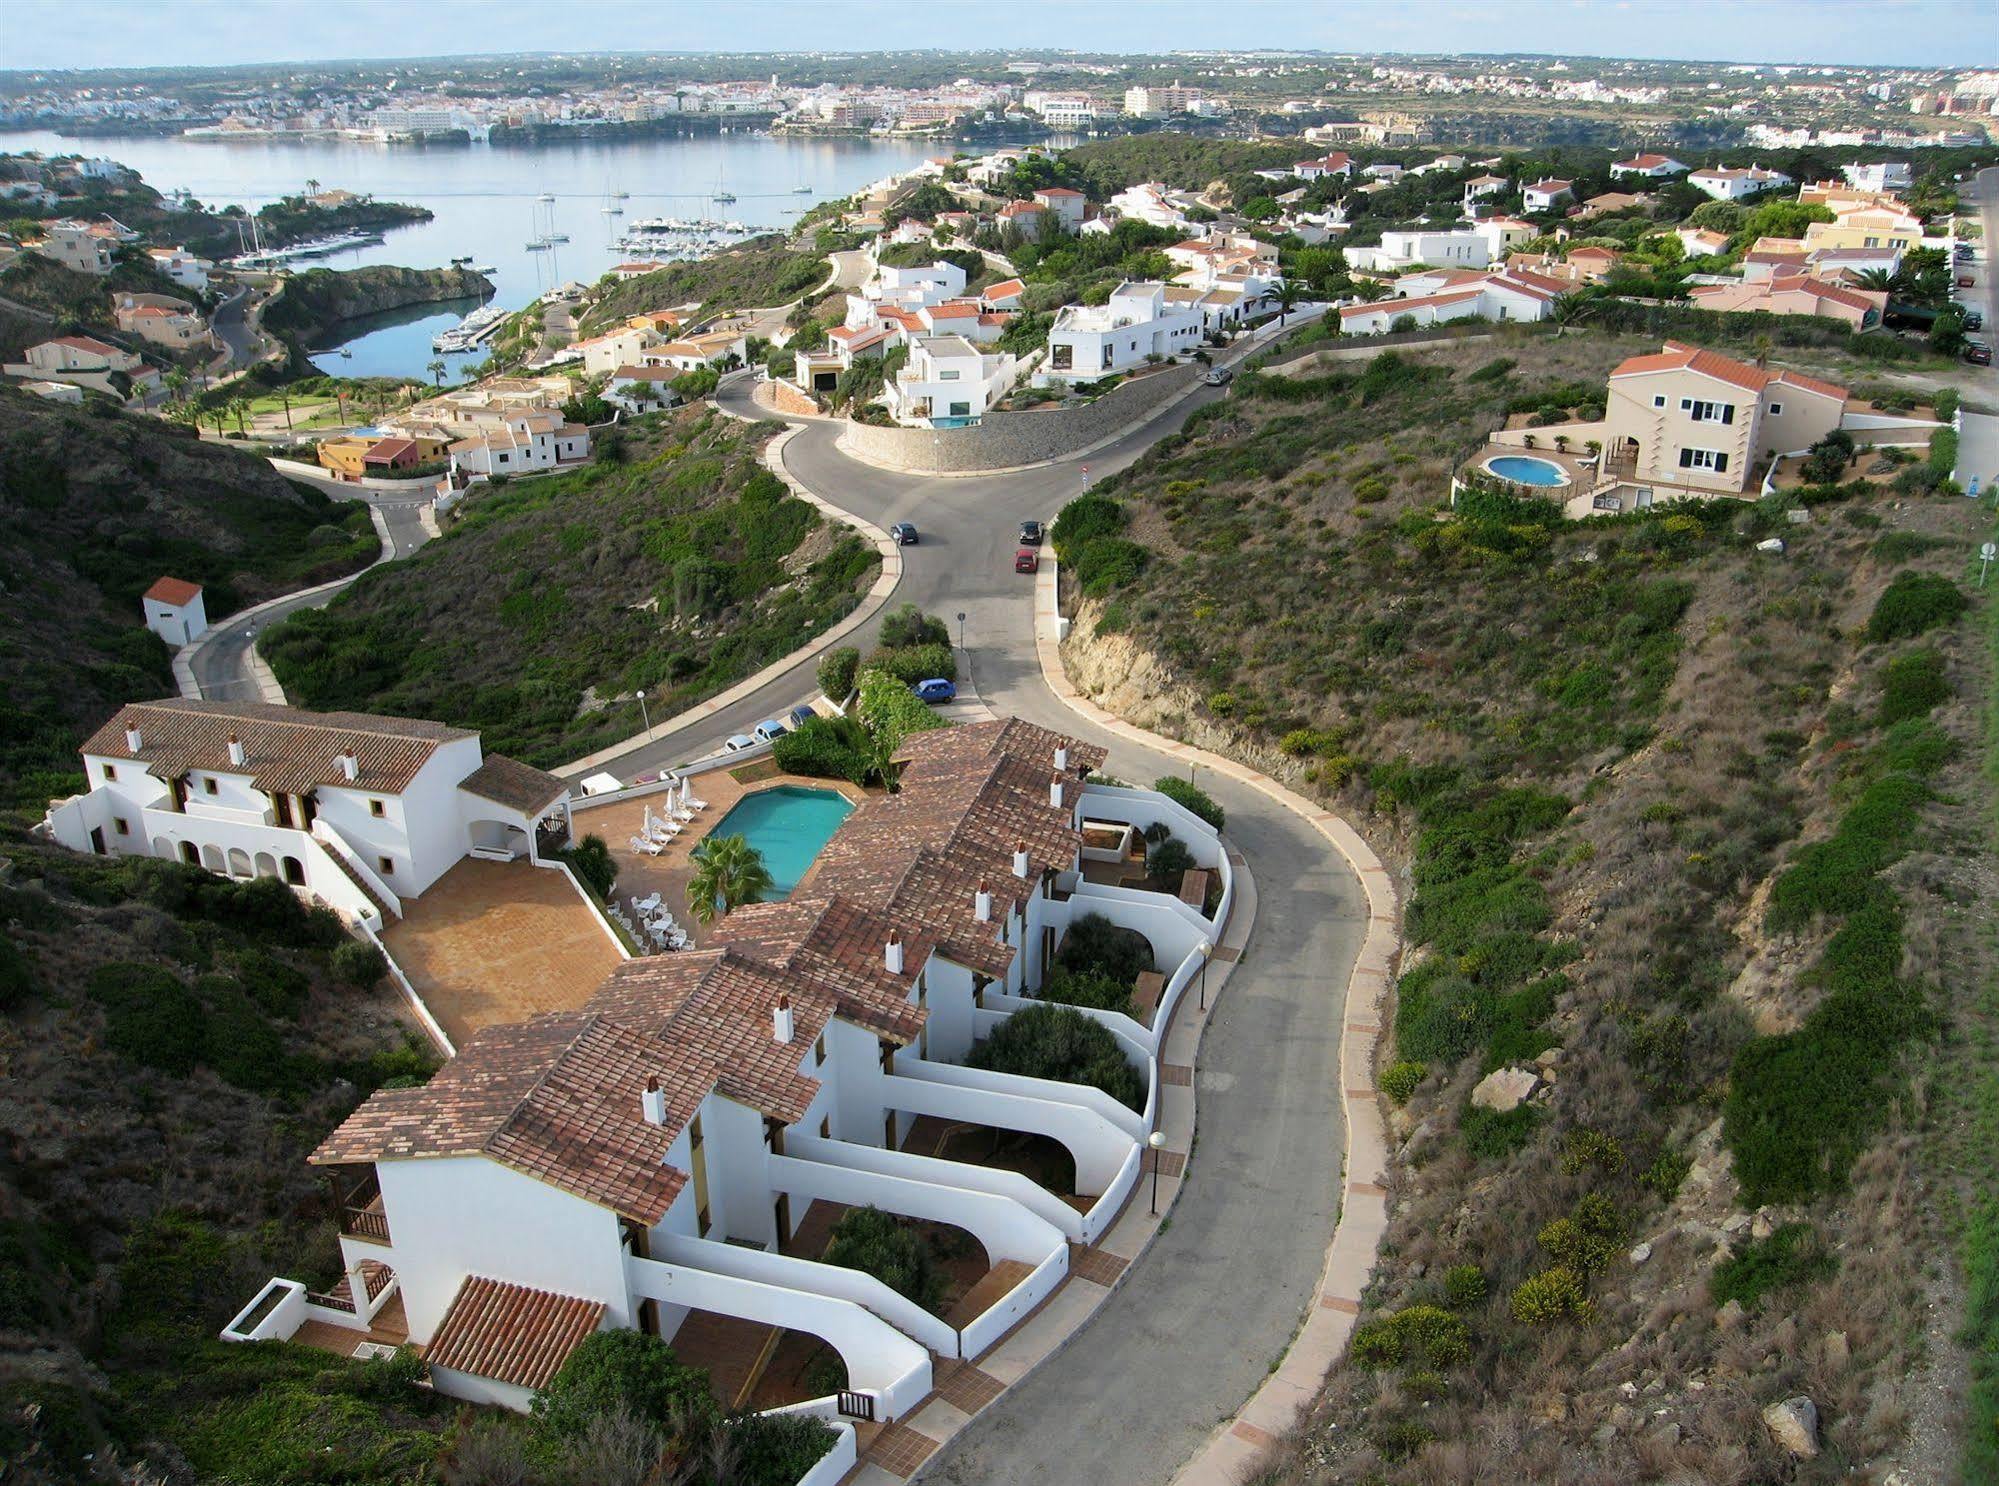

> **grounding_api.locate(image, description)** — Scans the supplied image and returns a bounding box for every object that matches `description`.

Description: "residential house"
[1687,273,1887,329]
[1471,217,1539,257]
[1611,153,1688,178]
[1522,179,1575,213]
[1841,161,1913,194]
[5,335,155,397]
[363,436,447,473]
[146,246,211,292]
[1032,187,1087,231]
[915,300,1009,344]
[848,261,968,328]
[639,331,748,373]
[996,200,1049,242]
[608,262,663,281]
[18,379,82,404]
[234,718,1231,1423]
[443,411,590,480]
[1338,271,1555,335]
[1291,153,1354,180]
[1801,204,1923,254]
[1041,281,1205,385]
[886,335,1018,425]
[31,219,113,274]
[45,698,575,930]
[1674,226,1732,258]
[1577,191,1654,218]
[1105,183,1193,234]
[141,578,207,648]
[1462,174,1508,209]
[1361,162,1406,184]
[574,325,659,378]
[1345,228,1492,273]
[1687,165,1794,200]
[1740,237,1810,281]
[981,278,1025,311]
[113,292,215,353]
[603,365,683,413]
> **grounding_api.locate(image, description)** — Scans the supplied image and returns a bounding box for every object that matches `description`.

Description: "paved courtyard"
[381,858,624,1047]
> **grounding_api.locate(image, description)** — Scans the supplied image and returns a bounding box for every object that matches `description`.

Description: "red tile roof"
[425,1276,604,1390]
[143,576,202,606]
[1035,187,1084,198]
[1610,341,1848,402]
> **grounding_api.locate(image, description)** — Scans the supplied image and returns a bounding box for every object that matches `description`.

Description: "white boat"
[525,239,550,251]
[545,232,569,243]
[794,184,813,194]
[472,264,496,274]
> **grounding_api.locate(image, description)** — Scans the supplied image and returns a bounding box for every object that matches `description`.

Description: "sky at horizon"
[1,0,1995,75]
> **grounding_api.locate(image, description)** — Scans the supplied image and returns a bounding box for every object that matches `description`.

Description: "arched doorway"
[283,856,306,886]
[227,847,253,878]
[179,841,200,867]
[200,844,225,873]
[254,851,279,879]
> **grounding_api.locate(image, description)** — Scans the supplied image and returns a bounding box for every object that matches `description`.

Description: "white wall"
[429,1364,541,1413]
[782,1132,1085,1241]
[768,1151,1066,1269]
[318,734,483,895]
[882,1066,1137,1192]
[376,1156,634,1342]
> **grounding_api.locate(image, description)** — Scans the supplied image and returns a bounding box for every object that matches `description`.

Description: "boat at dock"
[431,301,510,353]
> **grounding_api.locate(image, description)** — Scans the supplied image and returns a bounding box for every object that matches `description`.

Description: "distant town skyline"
[1,0,1994,74]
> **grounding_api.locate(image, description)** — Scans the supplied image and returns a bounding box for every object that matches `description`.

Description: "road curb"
[552,422,904,777]
[1032,560,1402,1486]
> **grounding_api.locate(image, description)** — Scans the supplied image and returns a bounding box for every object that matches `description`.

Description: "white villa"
[1344,228,1493,274]
[1688,165,1794,200]
[45,700,574,931]
[884,335,1018,426]
[847,261,968,328]
[1040,281,1205,385]
[1338,270,1556,335]
[221,719,1234,1431]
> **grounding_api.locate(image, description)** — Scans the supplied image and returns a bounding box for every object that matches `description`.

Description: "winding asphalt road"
[590,350,1366,1486]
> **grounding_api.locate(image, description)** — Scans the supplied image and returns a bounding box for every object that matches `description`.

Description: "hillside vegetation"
[1054,331,1992,1482]
[0,251,200,358]
[577,236,828,334]
[0,386,377,814]
[261,407,879,768]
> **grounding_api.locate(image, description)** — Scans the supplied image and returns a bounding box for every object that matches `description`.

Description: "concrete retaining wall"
[834,360,1205,474]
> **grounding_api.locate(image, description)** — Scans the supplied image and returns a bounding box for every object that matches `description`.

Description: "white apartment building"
[446,410,591,479]
[1841,161,1913,194]
[846,260,968,329]
[574,325,658,378]
[1123,82,1207,117]
[224,719,1235,1431]
[1688,166,1794,200]
[885,335,1018,426]
[1344,228,1493,274]
[146,246,211,291]
[1041,281,1205,385]
[45,700,574,931]
[1338,272,1555,334]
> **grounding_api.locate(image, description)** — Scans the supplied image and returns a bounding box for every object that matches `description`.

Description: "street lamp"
[1197,938,1215,1012]
[1148,1129,1168,1216]
[636,689,652,735]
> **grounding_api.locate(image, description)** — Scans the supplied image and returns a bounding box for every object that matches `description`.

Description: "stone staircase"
[321,841,398,923]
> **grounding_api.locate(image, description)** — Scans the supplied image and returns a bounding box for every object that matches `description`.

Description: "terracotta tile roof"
[143,576,201,606]
[312,1012,695,1222]
[1034,186,1084,198]
[364,438,418,463]
[1616,154,1679,169]
[1610,341,1848,402]
[1341,286,1487,319]
[983,278,1025,300]
[425,1276,605,1390]
[459,754,569,816]
[50,335,122,354]
[80,699,471,797]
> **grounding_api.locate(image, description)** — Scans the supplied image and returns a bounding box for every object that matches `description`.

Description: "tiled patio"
[381,858,624,1046]
[293,1292,409,1360]
[571,769,868,949]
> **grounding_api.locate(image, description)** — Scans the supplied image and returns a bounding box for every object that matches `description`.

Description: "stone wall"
[835,360,1205,474]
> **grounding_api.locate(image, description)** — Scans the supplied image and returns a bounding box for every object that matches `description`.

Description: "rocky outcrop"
[1761,1395,1821,1457]
[262,265,494,352]
[1470,1065,1541,1112]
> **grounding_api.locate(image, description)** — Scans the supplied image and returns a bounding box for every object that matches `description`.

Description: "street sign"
[1981,541,1996,587]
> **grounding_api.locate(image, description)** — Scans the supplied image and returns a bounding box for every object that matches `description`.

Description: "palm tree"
[305,178,321,199]
[1751,332,1773,369]
[685,834,774,924]
[277,383,293,432]
[163,367,189,407]
[1547,291,1592,337]
[1853,267,1897,294]
[1274,280,1302,326]
[229,394,250,435]
[427,358,448,386]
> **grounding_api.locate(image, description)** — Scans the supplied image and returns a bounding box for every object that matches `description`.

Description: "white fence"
[783,1133,1086,1242]
[960,1243,1067,1359]
[883,1066,1138,1192]
[767,1153,1066,1271]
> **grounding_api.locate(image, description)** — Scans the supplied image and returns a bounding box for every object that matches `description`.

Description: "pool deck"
[572,769,870,946]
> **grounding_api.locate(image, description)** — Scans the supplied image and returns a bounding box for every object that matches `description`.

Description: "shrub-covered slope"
[261,408,879,768]
[1054,332,1991,1482]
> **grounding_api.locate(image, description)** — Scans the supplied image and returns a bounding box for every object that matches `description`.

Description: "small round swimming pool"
[1484,454,1570,487]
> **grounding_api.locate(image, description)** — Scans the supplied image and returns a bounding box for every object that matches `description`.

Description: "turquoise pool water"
[705,785,855,899]
[1485,455,1569,487]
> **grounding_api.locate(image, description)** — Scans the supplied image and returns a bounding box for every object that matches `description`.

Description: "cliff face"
[261,264,494,346]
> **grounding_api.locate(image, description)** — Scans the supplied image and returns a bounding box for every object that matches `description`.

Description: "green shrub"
[877,603,950,649]
[559,834,617,900]
[1152,775,1224,831]
[1068,535,1150,595]
[1348,1304,1472,1370]
[1379,1061,1426,1104]
[1710,1223,1837,1311]
[1766,772,1929,930]
[86,964,205,1075]
[773,715,873,784]
[1147,836,1197,881]
[533,1331,716,1440]
[0,934,36,1012]
[1877,648,1951,725]
[823,1206,945,1311]
[1460,1102,1540,1160]
[200,982,285,1092]
[1537,1193,1624,1275]
[817,645,860,701]
[1866,571,1968,643]
[726,1409,840,1485]
[1932,387,1960,423]
[1050,493,1127,556]
[331,940,389,989]
[1638,1150,1691,1198]
[967,1003,1144,1110]
[853,667,948,770]
[862,641,957,685]
[1055,912,1154,983]
[234,950,307,1019]
[1510,1266,1594,1325]
[1442,1264,1487,1308]
[1040,967,1137,1017]
[1559,1128,1625,1176]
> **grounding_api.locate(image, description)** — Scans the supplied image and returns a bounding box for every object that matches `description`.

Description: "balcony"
[183,797,276,827]
[332,1170,392,1246]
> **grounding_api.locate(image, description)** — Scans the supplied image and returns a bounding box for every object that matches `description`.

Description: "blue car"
[913,678,957,704]
[787,705,818,729]
[752,719,789,743]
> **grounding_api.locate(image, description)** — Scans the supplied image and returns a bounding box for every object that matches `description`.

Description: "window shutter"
[1721,404,1734,425]
[1715,453,1729,473]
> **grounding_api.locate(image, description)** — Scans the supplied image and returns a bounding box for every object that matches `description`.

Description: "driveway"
[585,327,1368,1486]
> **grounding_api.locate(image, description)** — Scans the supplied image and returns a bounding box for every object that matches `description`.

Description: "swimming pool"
[1484,455,1570,487]
[704,785,855,900]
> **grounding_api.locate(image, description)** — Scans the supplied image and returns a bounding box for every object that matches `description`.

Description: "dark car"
[787,705,817,729]
[1015,547,1040,574]
[889,521,918,545]
[913,678,957,704]
[1964,310,1984,331]
[1018,519,1045,545]
[1965,341,1993,365]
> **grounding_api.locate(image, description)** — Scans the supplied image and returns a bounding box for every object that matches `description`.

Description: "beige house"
[1688,274,1887,329]
[31,219,114,275]
[3,335,157,398]
[114,293,216,352]
[1802,206,1923,254]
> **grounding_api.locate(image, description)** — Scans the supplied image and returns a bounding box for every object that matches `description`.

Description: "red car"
[1015,548,1040,574]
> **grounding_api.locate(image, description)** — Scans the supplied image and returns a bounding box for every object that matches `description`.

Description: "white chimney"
[124,725,143,752]
[974,879,992,922]
[1049,775,1064,809]
[338,749,359,782]
[1012,841,1030,879]
[885,932,905,975]
[227,733,246,768]
[773,995,795,1044]
[641,1075,666,1126]
[1055,745,1068,772]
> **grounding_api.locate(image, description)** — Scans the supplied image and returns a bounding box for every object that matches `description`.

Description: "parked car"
[1965,341,1993,365]
[913,678,957,704]
[889,522,918,545]
[1202,367,1235,387]
[723,733,757,752]
[1018,519,1045,546]
[1015,547,1040,574]
[1964,309,1984,331]
[787,705,817,729]
[752,719,789,744]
